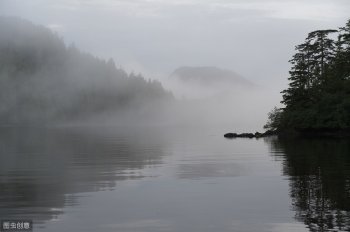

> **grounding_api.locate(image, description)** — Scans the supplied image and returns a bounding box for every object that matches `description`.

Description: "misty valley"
[1,15,350,232]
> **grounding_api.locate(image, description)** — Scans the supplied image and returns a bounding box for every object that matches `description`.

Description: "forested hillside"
[0,17,173,124]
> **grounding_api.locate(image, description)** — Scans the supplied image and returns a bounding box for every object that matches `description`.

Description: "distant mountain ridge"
[170,66,254,87]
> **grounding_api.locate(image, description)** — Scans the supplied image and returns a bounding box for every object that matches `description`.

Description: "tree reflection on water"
[268,137,350,231]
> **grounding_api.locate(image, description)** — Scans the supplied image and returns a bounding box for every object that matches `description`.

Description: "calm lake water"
[1,126,350,232]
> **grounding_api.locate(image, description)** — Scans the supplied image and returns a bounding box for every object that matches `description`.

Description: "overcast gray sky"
[1,0,349,88]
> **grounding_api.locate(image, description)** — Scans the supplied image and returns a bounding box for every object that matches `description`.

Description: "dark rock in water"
[224,133,238,138]
[224,130,277,139]
[237,133,255,138]
[224,132,254,138]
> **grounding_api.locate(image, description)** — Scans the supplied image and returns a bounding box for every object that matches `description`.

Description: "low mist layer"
[162,66,279,131]
[166,66,254,99]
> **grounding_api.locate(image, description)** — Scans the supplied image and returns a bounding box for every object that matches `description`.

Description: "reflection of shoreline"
[0,127,165,225]
[267,137,350,231]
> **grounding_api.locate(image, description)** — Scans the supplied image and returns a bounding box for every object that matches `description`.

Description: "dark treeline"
[265,19,350,134]
[0,17,173,125]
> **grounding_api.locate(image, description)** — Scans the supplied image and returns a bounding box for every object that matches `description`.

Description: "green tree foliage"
[263,107,282,131]
[267,19,350,132]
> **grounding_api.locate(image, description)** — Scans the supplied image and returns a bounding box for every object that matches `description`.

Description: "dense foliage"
[0,17,173,124]
[265,19,350,132]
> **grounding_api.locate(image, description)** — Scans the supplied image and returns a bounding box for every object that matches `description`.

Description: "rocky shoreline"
[224,130,277,139]
[225,128,350,139]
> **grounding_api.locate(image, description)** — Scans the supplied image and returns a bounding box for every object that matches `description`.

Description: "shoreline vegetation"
[264,19,350,137]
[226,19,350,139]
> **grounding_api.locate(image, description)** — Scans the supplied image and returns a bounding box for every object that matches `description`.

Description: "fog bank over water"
[162,66,281,132]
[165,88,280,132]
